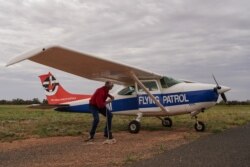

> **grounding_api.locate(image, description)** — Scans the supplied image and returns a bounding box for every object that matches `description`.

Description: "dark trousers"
[89,105,113,138]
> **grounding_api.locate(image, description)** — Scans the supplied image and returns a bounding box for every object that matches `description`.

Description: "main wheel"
[128,120,141,133]
[194,121,205,132]
[162,117,172,127]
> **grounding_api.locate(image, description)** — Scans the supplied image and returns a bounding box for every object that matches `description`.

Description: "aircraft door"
[136,80,162,112]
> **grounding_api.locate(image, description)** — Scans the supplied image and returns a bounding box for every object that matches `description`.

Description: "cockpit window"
[118,86,135,95]
[138,81,159,92]
[160,76,181,88]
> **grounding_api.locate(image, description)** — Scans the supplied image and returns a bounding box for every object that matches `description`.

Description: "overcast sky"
[0,0,249,101]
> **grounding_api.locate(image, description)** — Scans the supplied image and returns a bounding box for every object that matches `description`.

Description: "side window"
[138,81,159,92]
[118,86,135,95]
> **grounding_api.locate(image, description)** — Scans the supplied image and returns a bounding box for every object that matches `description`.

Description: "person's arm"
[108,94,114,100]
[106,93,113,104]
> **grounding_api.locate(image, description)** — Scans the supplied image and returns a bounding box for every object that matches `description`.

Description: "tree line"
[0,98,249,105]
[218,100,250,105]
[0,98,48,105]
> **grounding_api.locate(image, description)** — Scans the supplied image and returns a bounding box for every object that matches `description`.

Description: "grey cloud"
[0,0,250,100]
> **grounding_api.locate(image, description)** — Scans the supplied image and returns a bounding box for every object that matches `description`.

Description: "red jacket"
[89,86,112,109]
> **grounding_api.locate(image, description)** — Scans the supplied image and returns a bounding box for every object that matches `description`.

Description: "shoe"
[104,132,113,139]
[84,136,94,142]
[103,138,116,144]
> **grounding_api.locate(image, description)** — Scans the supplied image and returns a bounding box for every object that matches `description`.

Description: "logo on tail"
[41,74,59,96]
[39,72,91,105]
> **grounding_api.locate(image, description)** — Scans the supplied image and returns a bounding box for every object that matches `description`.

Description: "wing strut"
[130,72,170,113]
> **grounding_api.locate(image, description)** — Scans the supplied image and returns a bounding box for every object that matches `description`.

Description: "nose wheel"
[194,121,205,132]
[194,117,205,132]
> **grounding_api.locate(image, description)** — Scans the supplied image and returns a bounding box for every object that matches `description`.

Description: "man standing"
[85,81,114,141]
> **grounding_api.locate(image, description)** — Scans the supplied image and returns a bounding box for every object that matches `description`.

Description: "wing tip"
[5,62,12,67]
[5,44,61,67]
[5,57,21,67]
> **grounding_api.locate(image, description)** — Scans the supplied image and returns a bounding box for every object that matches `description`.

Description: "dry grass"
[0,105,250,142]
[1,105,250,166]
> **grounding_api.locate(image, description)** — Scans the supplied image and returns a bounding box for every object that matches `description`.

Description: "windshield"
[160,76,181,88]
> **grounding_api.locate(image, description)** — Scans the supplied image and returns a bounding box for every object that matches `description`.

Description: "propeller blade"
[212,74,229,103]
[212,74,221,89]
[221,93,227,103]
[212,74,219,86]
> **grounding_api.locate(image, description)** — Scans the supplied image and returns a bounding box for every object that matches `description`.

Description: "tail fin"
[39,72,91,105]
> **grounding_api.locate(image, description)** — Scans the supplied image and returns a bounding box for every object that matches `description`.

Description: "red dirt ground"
[0,129,208,167]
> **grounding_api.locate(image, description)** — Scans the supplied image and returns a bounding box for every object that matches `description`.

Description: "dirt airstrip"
[0,129,208,167]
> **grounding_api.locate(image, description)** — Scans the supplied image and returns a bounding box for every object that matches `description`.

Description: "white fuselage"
[57,80,223,117]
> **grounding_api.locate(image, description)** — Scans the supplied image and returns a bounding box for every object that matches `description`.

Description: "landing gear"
[156,117,173,128]
[194,121,205,132]
[193,116,205,132]
[128,113,142,134]
[162,117,172,127]
[128,120,141,133]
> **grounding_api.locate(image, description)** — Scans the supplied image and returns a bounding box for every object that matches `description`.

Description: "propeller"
[212,74,228,103]
[221,93,227,103]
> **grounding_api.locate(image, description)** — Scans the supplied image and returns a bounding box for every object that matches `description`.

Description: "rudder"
[39,72,91,105]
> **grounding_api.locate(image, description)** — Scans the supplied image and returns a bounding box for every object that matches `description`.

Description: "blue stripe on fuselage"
[138,89,218,108]
[56,97,138,113]
[56,89,218,113]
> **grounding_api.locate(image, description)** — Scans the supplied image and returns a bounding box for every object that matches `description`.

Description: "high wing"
[6,45,162,85]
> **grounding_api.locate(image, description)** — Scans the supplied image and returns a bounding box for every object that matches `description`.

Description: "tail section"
[39,72,91,105]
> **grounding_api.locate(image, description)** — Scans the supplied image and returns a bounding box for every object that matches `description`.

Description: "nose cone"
[218,86,231,94]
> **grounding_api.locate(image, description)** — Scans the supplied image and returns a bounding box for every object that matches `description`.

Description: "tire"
[162,117,172,127]
[128,120,141,133]
[194,121,205,132]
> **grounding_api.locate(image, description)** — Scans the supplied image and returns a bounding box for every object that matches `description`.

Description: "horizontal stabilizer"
[27,104,69,109]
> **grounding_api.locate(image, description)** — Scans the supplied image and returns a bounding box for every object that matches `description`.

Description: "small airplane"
[6,45,230,133]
